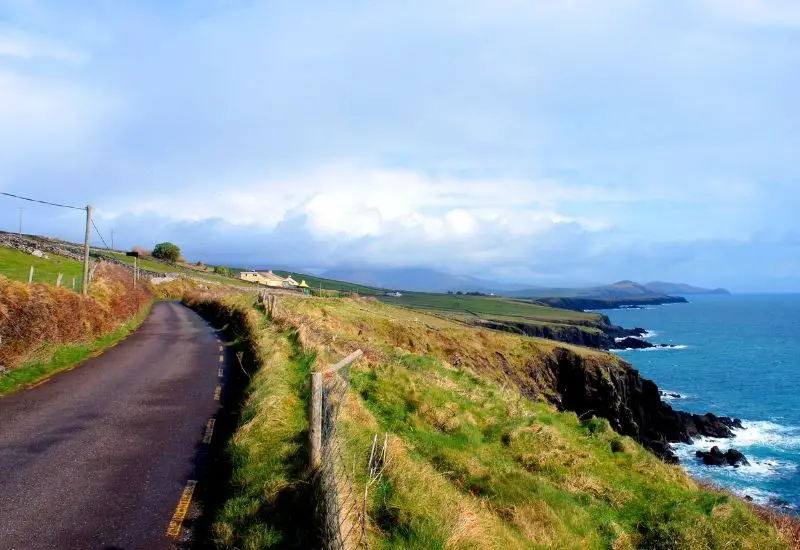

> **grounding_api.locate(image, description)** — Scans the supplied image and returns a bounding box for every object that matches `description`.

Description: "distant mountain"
[320,267,526,293]
[504,280,730,300]
[644,282,731,296]
[506,280,665,299]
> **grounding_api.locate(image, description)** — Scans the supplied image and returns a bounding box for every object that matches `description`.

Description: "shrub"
[152,242,181,262]
[214,265,233,277]
[0,263,151,369]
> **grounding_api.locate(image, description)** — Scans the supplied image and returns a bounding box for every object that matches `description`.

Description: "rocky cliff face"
[481,319,646,350]
[520,347,740,462]
[537,296,688,311]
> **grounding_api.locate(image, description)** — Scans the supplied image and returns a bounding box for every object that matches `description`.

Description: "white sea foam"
[641,344,688,351]
[675,420,800,451]
[672,420,800,488]
[611,345,688,353]
[732,421,800,449]
[614,331,659,343]
[659,390,687,401]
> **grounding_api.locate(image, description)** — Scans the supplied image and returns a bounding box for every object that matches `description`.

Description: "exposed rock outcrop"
[536,296,688,312]
[481,319,646,350]
[696,446,750,467]
[610,337,681,351]
[528,347,741,463]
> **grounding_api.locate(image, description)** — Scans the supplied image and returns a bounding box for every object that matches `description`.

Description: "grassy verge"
[0,303,151,397]
[183,293,318,549]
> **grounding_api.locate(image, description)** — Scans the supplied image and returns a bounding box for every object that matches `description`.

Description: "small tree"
[152,242,181,262]
[214,265,232,277]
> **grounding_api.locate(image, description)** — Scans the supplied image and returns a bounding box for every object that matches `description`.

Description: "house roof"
[258,270,286,283]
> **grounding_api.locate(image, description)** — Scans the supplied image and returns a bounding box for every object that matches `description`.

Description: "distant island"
[643,281,731,296]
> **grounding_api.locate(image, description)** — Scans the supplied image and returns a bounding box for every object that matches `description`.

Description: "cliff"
[533,346,739,462]
[536,295,688,311]
[479,317,646,350]
[189,292,789,549]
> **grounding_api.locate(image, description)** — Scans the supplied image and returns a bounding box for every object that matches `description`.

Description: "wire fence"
[311,350,387,550]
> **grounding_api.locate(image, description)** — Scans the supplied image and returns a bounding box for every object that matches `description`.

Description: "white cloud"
[1,1,798,289]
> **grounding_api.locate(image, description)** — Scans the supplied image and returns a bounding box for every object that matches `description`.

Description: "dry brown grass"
[0,263,151,369]
[754,507,800,549]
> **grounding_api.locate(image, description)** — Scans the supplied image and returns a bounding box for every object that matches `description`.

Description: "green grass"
[344,347,785,549]
[0,246,85,287]
[259,295,788,549]
[200,300,318,549]
[0,304,151,397]
[379,292,601,324]
[100,250,256,288]
[272,270,384,295]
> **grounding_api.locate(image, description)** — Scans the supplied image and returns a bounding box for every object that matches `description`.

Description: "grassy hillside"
[0,246,85,287]
[185,291,793,549]
[272,269,385,295]
[99,250,257,288]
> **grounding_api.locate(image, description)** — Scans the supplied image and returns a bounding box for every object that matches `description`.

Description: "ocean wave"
[733,421,800,449]
[672,420,800,487]
[674,443,797,481]
[676,420,800,450]
[659,390,687,401]
[611,345,688,353]
[614,331,659,343]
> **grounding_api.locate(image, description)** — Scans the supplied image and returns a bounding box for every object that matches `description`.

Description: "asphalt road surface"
[0,301,224,549]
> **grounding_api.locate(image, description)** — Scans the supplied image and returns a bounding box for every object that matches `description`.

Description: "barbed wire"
[0,191,85,211]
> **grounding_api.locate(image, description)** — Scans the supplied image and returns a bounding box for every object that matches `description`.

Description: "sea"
[604,294,800,513]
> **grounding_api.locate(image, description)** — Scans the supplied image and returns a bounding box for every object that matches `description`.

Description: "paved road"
[0,301,224,549]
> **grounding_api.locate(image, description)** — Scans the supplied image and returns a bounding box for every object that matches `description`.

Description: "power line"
[91,218,109,249]
[1,191,85,211]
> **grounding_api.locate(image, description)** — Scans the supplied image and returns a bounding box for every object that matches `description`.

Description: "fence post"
[56,273,63,287]
[28,266,34,284]
[72,277,76,290]
[309,371,323,471]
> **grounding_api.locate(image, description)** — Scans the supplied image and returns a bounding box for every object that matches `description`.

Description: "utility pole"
[18,207,23,236]
[82,204,92,296]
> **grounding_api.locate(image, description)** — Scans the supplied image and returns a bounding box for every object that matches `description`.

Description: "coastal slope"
[186,290,791,549]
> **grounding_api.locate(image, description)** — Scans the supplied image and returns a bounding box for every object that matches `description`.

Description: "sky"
[1,1,798,291]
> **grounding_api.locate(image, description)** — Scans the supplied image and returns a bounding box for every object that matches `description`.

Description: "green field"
[100,250,256,288]
[272,270,384,295]
[0,246,85,288]
[378,291,602,325]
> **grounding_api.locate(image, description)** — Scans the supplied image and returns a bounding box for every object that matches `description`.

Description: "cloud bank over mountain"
[1,1,799,291]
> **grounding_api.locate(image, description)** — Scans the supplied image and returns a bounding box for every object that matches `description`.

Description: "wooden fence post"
[309,371,323,471]
[56,273,63,287]
[72,277,76,290]
[28,266,34,284]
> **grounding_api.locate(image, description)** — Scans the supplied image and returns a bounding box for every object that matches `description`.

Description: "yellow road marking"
[218,345,223,352]
[203,418,216,444]
[214,385,221,401]
[166,480,197,538]
[218,367,224,378]
[219,355,224,363]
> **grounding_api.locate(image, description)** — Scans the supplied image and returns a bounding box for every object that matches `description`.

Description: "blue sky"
[1,1,799,291]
